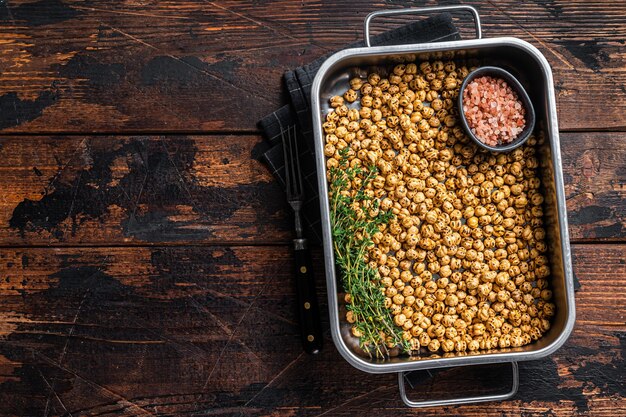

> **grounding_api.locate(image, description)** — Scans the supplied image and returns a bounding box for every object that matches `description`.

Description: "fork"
[282,124,322,354]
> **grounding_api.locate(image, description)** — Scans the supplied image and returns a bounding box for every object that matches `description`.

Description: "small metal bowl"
[458,66,536,152]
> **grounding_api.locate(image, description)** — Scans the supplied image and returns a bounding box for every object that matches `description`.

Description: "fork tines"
[282,125,304,203]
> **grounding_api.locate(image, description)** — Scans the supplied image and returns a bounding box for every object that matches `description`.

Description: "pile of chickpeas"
[323,59,555,354]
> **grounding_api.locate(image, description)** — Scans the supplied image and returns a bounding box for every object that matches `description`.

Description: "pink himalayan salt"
[462,75,526,147]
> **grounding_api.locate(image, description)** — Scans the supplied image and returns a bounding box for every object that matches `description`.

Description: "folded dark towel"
[258,13,461,244]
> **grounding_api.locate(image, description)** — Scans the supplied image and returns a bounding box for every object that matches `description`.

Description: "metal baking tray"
[311,6,576,408]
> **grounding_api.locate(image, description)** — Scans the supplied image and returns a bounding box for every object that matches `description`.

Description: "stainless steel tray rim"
[311,36,576,375]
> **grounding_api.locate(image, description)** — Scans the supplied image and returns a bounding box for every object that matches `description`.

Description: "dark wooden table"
[0,1,624,416]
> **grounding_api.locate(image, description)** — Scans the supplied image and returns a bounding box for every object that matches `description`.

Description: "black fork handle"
[293,238,323,354]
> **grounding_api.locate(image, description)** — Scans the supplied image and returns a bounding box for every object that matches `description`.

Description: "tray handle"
[397,361,519,408]
[364,5,482,47]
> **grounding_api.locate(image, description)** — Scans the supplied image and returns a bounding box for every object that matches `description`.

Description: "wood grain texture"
[0,244,623,416]
[0,135,292,245]
[561,132,626,241]
[0,132,624,246]
[1,1,624,416]
[0,0,624,133]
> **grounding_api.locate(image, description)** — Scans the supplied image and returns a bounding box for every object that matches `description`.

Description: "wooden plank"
[0,135,292,245]
[0,244,623,416]
[0,132,624,245]
[0,0,624,133]
[561,132,626,241]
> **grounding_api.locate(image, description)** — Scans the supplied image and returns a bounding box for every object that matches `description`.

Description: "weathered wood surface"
[0,135,292,245]
[0,132,624,246]
[0,244,623,416]
[560,132,626,241]
[0,0,624,133]
[1,1,625,416]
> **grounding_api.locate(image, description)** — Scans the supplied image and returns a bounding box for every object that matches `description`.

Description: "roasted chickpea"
[326,62,552,354]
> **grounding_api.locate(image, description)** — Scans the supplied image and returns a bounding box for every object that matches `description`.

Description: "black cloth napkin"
[257,14,461,244]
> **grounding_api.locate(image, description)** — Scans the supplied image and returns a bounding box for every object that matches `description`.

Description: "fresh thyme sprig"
[329,150,410,358]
